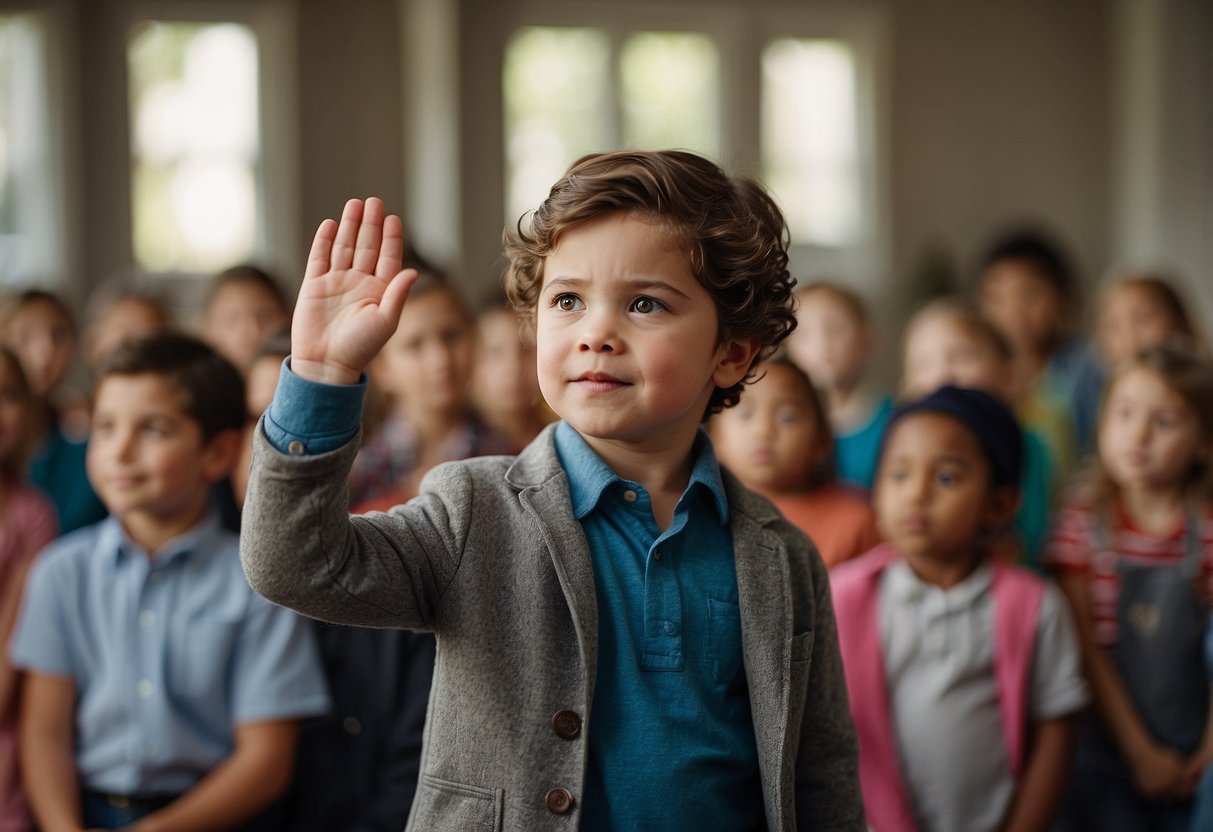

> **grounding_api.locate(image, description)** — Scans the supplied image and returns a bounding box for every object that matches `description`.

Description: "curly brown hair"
[504,149,797,414]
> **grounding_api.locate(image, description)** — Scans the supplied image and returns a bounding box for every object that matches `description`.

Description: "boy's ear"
[712,337,762,390]
[982,485,1021,532]
[199,428,243,483]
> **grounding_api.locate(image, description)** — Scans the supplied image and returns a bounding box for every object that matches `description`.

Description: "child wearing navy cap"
[832,385,1088,831]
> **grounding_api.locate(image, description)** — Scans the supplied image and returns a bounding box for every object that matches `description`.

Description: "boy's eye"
[630,296,664,314]
[554,294,583,312]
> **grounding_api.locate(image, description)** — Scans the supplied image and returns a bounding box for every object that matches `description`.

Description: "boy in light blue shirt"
[241,150,863,830]
[11,333,329,831]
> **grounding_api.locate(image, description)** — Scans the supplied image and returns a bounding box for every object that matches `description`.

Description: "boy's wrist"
[289,357,361,386]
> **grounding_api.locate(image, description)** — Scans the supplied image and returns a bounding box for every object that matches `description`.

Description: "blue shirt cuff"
[263,357,365,455]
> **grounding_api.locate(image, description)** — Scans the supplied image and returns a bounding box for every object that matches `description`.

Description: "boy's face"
[88,373,231,528]
[472,308,540,417]
[376,290,475,416]
[535,213,755,452]
[874,412,1012,564]
[202,282,289,371]
[1099,366,1207,493]
[712,363,824,494]
[783,292,870,391]
[3,300,75,399]
[1097,285,1179,368]
[977,260,1063,356]
[902,318,1011,401]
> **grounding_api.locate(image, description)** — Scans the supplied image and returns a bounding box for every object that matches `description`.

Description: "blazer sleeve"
[240,419,474,629]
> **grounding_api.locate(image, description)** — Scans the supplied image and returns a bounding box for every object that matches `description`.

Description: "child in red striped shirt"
[1045,344,1213,831]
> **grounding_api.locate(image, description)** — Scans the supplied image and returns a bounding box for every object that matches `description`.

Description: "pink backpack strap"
[832,545,918,832]
[991,563,1045,776]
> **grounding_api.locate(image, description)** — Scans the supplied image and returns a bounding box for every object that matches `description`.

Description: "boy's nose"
[577,316,620,353]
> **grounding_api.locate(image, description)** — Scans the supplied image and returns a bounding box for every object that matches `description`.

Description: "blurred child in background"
[1046,345,1213,831]
[0,290,107,534]
[901,297,1059,567]
[200,265,292,373]
[0,348,57,832]
[470,293,553,450]
[232,329,292,509]
[10,333,328,831]
[833,385,1087,832]
[711,356,878,568]
[81,280,173,371]
[1095,273,1207,369]
[976,229,1104,469]
[350,272,515,510]
[783,281,892,492]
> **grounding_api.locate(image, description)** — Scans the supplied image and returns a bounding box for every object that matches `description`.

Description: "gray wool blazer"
[241,422,865,832]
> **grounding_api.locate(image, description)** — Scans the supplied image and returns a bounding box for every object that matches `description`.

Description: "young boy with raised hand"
[240,150,864,831]
[10,332,329,831]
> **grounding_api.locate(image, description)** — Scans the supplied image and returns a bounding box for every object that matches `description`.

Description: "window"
[493,4,887,290]
[761,38,861,248]
[127,20,261,273]
[504,26,721,224]
[0,13,61,287]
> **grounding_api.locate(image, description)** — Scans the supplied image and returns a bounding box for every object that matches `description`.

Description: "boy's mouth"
[574,372,629,392]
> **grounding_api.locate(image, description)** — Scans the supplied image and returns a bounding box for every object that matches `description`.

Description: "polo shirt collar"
[553,421,729,524]
[105,511,224,566]
[885,557,993,607]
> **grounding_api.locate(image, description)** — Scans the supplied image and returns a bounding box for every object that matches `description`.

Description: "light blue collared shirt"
[10,512,330,796]
[554,422,763,832]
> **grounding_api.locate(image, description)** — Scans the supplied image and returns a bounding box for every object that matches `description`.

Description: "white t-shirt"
[879,560,1088,832]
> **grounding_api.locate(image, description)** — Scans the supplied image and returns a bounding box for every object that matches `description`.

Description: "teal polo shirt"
[554,422,763,831]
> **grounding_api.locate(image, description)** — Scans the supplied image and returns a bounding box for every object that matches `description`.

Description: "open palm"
[291,197,417,385]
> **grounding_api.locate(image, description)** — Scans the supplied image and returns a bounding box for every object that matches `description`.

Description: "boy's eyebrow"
[544,276,692,300]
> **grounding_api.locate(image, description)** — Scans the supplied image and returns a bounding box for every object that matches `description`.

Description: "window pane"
[503,26,610,224]
[128,21,259,272]
[620,32,719,158]
[762,39,861,247]
[0,14,55,285]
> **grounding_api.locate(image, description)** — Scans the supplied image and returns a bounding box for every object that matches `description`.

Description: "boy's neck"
[581,432,698,532]
[827,384,873,431]
[119,496,211,558]
[901,548,983,590]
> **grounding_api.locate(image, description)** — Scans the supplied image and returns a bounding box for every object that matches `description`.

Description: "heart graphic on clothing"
[1127,602,1161,638]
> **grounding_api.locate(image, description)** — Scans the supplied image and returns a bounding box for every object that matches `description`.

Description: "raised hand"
[290,197,418,385]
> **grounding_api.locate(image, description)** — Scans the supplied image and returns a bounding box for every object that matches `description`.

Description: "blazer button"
[552,709,582,739]
[545,787,574,814]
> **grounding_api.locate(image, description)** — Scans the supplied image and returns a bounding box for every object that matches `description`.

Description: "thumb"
[378,268,420,331]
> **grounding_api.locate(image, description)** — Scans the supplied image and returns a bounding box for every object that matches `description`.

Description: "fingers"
[304,218,338,280]
[376,214,406,280]
[352,198,386,275]
[330,198,366,272]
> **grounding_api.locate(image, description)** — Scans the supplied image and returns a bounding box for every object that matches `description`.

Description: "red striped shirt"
[1044,500,1213,647]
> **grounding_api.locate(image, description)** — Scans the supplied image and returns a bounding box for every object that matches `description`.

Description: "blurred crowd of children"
[0,220,1211,831]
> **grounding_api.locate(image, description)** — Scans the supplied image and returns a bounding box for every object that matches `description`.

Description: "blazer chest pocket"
[412,774,503,832]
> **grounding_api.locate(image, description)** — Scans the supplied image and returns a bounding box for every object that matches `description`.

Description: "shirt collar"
[105,510,225,566]
[884,557,993,607]
[553,421,729,523]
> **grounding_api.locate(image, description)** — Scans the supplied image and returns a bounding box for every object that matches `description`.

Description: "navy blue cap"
[884,385,1023,488]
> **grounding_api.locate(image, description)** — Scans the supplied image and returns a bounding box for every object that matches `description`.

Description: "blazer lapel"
[728,481,793,830]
